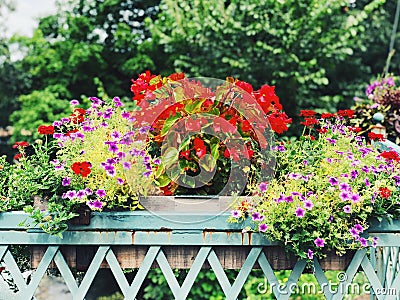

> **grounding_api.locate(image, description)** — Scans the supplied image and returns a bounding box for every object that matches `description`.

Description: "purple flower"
[117,152,126,159]
[153,159,161,165]
[258,223,268,232]
[303,160,308,165]
[350,170,359,179]
[339,183,351,192]
[328,215,334,222]
[70,99,79,106]
[304,200,314,210]
[288,173,301,180]
[328,177,339,186]
[53,121,62,127]
[139,126,153,134]
[273,145,286,152]
[361,166,369,173]
[231,210,242,218]
[359,237,368,247]
[325,158,332,164]
[87,200,103,210]
[122,162,131,170]
[111,131,121,140]
[96,189,106,198]
[354,224,364,233]
[314,238,325,247]
[364,178,371,187]
[350,193,361,203]
[326,138,336,145]
[307,249,313,260]
[349,227,359,238]
[285,196,293,203]
[258,182,268,192]
[143,171,152,177]
[76,190,86,199]
[252,212,262,221]
[121,111,131,119]
[62,177,71,186]
[372,236,378,248]
[89,97,103,107]
[85,188,93,195]
[295,207,305,218]
[109,143,119,153]
[117,178,124,185]
[61,117,70,123]
[340,192,350,201]
[343,205,351,213]
[113,96,123,107]
[66,190,77,200]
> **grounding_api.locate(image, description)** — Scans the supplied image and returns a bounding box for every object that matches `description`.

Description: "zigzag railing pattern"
[1,212,400,299]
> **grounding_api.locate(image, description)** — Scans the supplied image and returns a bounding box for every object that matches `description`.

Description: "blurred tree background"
[1,0,399,144]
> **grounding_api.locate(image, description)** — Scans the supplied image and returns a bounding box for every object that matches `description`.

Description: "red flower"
[321,113,336,119]
[13,153,23,160]
[303,135,315,140]
[380,151,400,161]
[168,72,185,81]
[195,145,207,158]
[224,148,240,162]
[317,128,327,134]
[301,118,319,127]
[368,132,385,141]
[240,120,252,132]
[38,125,55,135]
[69,108,86,124]
[337,110,355,118]
[66,129,79,137]
[378,187,391,199]
[268,112,292,134]
[179,150,191,160]
[235,80,254,94]
[299,110,317,117]
[348,126,361,133]
[71,161,92,177]
[12,141,29,149]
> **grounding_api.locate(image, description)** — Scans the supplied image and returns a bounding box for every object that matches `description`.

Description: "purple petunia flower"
[307,249,313,260]
[372,236,378,248]
[365,178,371,186]
[111,131,121,140]
[285,196,294,203]
[349,227,359,238]
[314,238,325,247]
[359,237,368,247]
[304,200,314,210]
[70,99,79,106]
[343,205,351,214]
[361,166,369,173]
[62,177,71,186]
[258,182,268,192]
[53,121,62,127]
[326,138,336,145]
[113,96,123,107]
[121,111,131,119]
[340,192,351,201]
[85,188,93,195]
[328,177,339,186]
[295,207,305,218]
[328,215,334,222]
[231,210,242,218]
[272,145,286,152]
[153,159,161,165]
[143,171,152,177]
[354,224,364,233]
[252,212,262,221]
[109,143,119,153]
[350,170,359,179]
[339,182,351,192]
[122,161,131,169]
[350,193,361,203]
[96,189,106,198]
[116,178,124,185]
[89,97,103,107]
[259,223,268,232]
[66,190,77,200]
[76,190,86,199]
[325,158,333,164]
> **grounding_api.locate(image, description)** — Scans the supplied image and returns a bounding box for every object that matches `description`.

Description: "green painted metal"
[1,212,400,299]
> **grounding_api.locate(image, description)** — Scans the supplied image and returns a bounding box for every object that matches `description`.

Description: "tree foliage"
[150,0,396,129]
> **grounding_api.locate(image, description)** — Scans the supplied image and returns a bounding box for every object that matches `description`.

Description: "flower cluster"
[230,112,400,260]
[49,96,157,213]
[130,72,291,195]
[352,75,400,143]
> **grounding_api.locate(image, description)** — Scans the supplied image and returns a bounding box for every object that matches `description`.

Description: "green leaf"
[156,174,171,187]
[184,99,205,114]
[162,147,179,169]
[161,112,182,136]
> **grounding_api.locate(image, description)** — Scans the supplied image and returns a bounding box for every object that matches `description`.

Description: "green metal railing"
[0,211,400,299]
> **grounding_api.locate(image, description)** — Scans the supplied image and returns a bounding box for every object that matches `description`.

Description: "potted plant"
[229,110,400,263]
